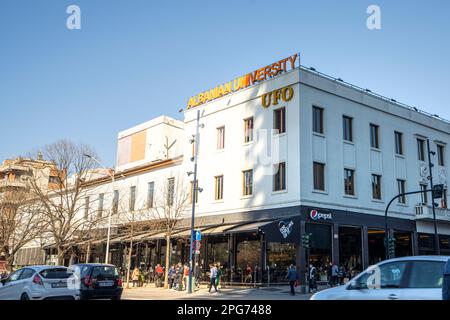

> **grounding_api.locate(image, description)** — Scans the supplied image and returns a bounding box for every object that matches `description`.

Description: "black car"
[70,264,123,300]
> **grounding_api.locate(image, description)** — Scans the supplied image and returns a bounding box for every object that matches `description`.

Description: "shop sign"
[187,54,299,109]
[278,220,294,239]
[309,209,332,221]
[261,85,294,108]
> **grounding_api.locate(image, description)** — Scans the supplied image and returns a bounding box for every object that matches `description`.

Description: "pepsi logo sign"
[310,209,332,221]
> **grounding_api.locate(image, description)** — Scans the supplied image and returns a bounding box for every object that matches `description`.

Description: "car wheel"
[20,293,30,301]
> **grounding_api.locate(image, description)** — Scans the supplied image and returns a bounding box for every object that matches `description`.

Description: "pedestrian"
[183,264,190,291]
[216,264,224,288]
[443,257,450,300]
[177,262,184,291]
[244,264,253,283]
[168,265,176,289]
[286,264,298,296]
[148,264,154,284]
[208,263,218,293]
[309,264,317,293]
[131,267,140,288]
[155,264,164,288]
[331,262,339,287]
[194,262,201,289]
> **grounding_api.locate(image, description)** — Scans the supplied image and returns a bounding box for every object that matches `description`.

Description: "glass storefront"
[266,242,296,283]
[440,235,450,255]
[368,229,385,265]
[306,223,332,282]
[418,233,435,255]
[339,226,363,277]
[236,233,261,283]
[394,231,412,257]
[207,235,228,268]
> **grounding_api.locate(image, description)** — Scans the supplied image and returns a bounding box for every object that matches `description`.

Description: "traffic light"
[302,233,312,249]
[387,237,396,258]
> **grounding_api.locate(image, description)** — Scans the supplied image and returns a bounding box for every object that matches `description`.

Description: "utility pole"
[188,109,201,294]
[427,139,441,255]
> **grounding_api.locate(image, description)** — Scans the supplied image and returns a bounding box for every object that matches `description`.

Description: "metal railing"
[415,204,450,221]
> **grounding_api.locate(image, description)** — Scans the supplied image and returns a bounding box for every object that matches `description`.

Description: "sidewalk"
[121,283,322,300]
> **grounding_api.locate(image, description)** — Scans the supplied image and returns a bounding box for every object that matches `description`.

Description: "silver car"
[310,256,449,300]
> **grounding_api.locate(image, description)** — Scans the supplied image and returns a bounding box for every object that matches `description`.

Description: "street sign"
[195,230,201,241]
[193,240,201,254]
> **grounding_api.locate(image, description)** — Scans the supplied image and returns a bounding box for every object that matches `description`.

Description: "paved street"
[122,284,317,300]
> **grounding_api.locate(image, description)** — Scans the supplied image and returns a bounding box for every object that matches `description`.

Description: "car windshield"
[91,266,118,279]
[40,268,72,279]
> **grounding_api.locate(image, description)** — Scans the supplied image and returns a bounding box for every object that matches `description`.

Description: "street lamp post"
[188,109,201,294]
[83,154,115,264]
[426,139,441,255]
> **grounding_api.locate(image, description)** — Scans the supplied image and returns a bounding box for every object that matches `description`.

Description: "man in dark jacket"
[286,264,298,296]
[443,258,450,300]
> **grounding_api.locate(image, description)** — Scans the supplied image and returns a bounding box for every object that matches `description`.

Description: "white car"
[310,256,449,300]
[0,265,80,300]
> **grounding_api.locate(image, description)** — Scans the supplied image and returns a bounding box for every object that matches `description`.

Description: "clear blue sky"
[1,0,449,167]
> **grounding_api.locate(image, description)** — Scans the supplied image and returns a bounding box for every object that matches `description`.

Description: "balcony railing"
[0,180,28,189]
[415,204,450,223]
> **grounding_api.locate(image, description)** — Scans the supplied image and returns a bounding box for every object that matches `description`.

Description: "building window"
[112,190,119,215]
[370,124,380,149]
[273,107,286,135]
[84,197,90,219]
[420,184,428,204]
[215,175,224,200]
[217,126,225,150]
[417,138,425,161]
[167,177,175,206]
[395,131,403,155]
[49,176,61,184]
[371,174,382,200]
[147,181,154,209]
[437,144,445,166]
[442,189,448,209]
[273,162,286,192]
[190,180,199,204]
[344,169,355,196]
[98,193,104,218]
[313,162,325,191]
[129,186,136,212]
[312,106,324,134]
[397,179,406,204]
[343,116,353,142]
[242,169,253,196]
[244,117,254,143]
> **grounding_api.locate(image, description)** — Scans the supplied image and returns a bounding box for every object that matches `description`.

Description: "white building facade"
[36,55,450,283]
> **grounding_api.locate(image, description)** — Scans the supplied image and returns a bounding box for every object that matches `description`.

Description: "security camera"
[430,151,436,156]
[198,188,203,193]
[199,124,205,128]
[187,171,193,176]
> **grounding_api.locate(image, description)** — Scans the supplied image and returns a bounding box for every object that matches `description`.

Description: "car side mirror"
[0,279,6,286]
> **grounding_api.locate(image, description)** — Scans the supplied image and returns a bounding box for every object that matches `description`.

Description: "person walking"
[183,264,190,291]
[168,265,176,289]
[286,264,298,296]
[331,262,339,287]
[194,262,201,290]
[309,264,317,293]
[155,264,164,288]
[131,267,140,288]
[443,257,450,300]
[208,264,218,293]
[177,263,184,291]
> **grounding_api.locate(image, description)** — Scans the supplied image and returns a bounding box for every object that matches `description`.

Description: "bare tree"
[0,189,46,271]
[27,139,105,265]
[145,174,190,289]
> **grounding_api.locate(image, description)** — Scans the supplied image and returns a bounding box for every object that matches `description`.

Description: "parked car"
[0,265,80,300]
[69,264,123,300]
[310,256,449,300]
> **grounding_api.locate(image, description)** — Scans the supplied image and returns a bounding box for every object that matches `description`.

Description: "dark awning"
[225,220,274,234]
[259,215,301,243]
